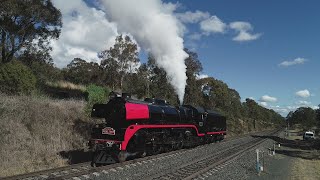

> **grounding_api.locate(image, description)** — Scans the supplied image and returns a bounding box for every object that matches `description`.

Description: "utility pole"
[287,118,290,137]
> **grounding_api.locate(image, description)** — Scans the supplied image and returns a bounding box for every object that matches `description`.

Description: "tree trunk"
[120,75,124,91]
[1,30,6,63]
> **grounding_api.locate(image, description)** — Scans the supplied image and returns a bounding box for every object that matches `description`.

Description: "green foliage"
[287,107,317,130]
[85,85,110,115]
[0,61,36,95]
[316,106,320,128]
[146,55,178,105]
[19,47,63,87]
[63,58,104,86]
[99,35,140,90]
[195,77,285,131]
[183,48,203,106]
[0,0,62,63]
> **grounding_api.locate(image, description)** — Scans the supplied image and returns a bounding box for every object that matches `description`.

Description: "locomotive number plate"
[102,127,116,135]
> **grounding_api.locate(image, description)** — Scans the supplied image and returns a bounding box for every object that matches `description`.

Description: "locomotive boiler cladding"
[89,93,226,166]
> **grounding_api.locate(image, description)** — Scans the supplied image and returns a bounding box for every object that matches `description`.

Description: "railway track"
[151,129,280,180]
[2,144,205,180]
[2,130,279,180]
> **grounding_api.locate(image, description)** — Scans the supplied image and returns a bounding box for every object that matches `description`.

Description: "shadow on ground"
[251,134,320,160]
[59,149,92,164]
[59,118,95,164]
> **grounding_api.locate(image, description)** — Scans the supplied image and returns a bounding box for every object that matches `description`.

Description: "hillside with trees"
[286,106,320,131]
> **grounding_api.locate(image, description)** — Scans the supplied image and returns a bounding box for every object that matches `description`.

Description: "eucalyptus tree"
[99,35,139,90]
[0,0,62,63]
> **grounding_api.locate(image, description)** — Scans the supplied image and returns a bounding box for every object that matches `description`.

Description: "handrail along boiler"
[89,93,226,166]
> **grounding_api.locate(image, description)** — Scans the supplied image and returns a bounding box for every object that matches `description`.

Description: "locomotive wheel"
[138,151,147,158]
[91,162,103,167]
[91,151,104,167]
[211,136,215,143]
[118,151,127,163]
[176,133,184,150]
[149,144,163,155]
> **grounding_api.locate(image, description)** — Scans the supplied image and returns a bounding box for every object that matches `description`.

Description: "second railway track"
[151,129,281,180]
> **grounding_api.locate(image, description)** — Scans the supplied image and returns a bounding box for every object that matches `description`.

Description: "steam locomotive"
[89,93,226,166]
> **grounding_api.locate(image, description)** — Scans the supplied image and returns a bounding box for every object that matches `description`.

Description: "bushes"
[0,61,36,95]
[85,85,110,115]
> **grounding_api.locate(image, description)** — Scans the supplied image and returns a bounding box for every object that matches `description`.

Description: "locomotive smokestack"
[101,0,188,104]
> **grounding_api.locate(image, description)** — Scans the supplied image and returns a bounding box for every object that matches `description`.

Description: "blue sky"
[51,0,319,116]
[164,0,319,116]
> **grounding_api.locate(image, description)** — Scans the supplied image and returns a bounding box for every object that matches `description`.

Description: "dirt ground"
[248,128,320,180]
[286,129,320,180]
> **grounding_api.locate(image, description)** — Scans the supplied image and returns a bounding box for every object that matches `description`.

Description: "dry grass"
[225,117,274,138]
[46,81,86,91]
[283,126,320,179]
[291,157,320,180]
[0,94,93,177]
[287,126,305,140]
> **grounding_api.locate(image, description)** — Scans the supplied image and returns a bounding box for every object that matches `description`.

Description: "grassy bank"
[0,94,93,177]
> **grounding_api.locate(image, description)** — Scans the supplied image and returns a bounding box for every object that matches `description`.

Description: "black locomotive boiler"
[89,94,226,166]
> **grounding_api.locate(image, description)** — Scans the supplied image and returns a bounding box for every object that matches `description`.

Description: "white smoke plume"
[100,0,188,104]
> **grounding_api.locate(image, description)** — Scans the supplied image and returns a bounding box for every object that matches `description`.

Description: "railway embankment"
[0,94,93,177]
[0,94,280,178]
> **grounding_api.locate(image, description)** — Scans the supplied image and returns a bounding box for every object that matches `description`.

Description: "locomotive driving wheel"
[175,132,184,150]
[148,142,163,155]
[118,151,127,163]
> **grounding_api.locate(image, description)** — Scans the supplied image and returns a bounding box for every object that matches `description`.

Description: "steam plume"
[100,0,188,104]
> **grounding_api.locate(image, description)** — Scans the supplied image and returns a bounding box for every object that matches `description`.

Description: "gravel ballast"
[71,131,279,180]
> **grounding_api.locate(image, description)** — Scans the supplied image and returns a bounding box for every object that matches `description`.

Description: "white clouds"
[176,10,260,43]
[265,102,319,117]
[176,10,210,23]
[259,95,278,102]
[188,33,202,41]
[272,106,292,116]
[50,3,263,68]
[279,57,308,67]
[295,89,310,98]
[196,74,209,79]
[229,21,262,42]
[51,0,118,66]
[260,102,268,107]
[256,90,317,117]
[296,100,311,106]
[200,16,227,34]
[51,0,118,68]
